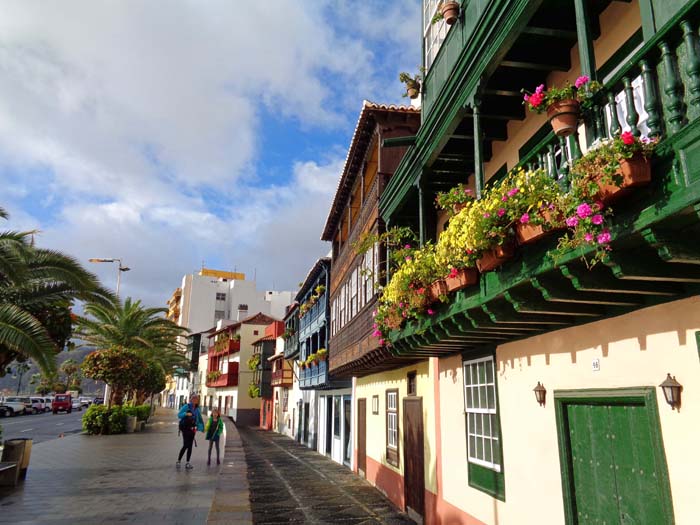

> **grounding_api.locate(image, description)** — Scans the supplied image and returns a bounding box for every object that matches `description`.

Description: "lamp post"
[88,258,130,405]
[88,258,130,297]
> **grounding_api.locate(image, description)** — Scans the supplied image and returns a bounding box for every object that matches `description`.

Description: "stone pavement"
[0,408,221,525]
[236,426,415,525]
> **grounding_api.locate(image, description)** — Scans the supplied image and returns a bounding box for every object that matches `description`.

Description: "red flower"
[620,131,635,145]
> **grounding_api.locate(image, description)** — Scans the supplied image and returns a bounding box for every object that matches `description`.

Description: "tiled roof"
[295,257,331,302]
[207,312,278,338]
[321,100,420,241]
[252,334,276,345]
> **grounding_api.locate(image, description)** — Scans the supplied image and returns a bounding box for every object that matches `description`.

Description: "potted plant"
[432,1,460,25]
[399,72,421,99]
[306,353,317,367]
[316,348,328,362]
[555,199,612,267]
[435,183,475,217]
[246,353,260,371]
[496,167,566,245]
[523,76,600,137]
[570,131,658,204]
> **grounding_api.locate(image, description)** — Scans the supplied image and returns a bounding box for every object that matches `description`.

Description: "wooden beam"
[522,26,577,39]
[500,60,570,72]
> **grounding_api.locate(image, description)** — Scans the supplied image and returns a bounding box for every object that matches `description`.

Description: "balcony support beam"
[473,103,484,199]
[574,0,597,80]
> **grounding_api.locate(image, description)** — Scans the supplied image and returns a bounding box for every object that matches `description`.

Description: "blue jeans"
[207,436,220,462]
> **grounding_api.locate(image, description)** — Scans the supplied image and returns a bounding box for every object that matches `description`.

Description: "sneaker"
[176,461,181,468]
[185,462,193,470]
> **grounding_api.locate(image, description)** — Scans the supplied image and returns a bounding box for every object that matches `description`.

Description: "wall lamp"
[533,382,546,407]
[659,373,682,410]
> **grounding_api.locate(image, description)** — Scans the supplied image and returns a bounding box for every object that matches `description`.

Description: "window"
[282,388,289,412]
[463,355,505,499]
[333,396,341,438]
[253,330,259,335]
[216,292,226,301]
[386,389,399,466]
[423,0,449,70]
[214,310,225,320]
[350,268,358,318]
[238,304,248,311]
[372,395,379,415]
[407,372,417,396]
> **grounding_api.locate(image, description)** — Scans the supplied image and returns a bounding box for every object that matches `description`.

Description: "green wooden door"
[559,391,674,525]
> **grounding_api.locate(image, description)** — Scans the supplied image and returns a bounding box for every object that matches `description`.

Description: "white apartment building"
[170,268,294,406]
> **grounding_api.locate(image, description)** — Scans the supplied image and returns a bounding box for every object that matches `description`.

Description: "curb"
[206,418,252,524]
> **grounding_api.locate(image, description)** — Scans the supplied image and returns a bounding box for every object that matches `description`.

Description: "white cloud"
[0,0,421,306]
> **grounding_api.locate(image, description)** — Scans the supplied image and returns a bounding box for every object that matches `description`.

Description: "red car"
[52,394,72,414]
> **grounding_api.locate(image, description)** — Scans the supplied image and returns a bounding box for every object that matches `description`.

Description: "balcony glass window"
[423,0,449,70]
[214,310,225,321]
[215,292,226,301]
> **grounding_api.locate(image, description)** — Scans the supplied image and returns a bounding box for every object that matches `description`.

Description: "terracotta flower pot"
[444,268,478,292]
[440,1,460,25]
[595,153,652,204]
[407,83,420,99]
[477,243,515,272]
[547,99,580,137]
[453,202,468,215]
[428,279,448,302]
[515,211,563,245]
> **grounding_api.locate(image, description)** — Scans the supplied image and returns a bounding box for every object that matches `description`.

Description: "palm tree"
[76,296,190,374]
[0,206,112,373]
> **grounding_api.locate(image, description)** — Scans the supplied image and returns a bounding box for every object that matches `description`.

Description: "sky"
[0,0,422,307]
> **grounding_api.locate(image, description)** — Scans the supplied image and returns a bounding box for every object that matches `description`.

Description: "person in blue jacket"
[178,394,204,432]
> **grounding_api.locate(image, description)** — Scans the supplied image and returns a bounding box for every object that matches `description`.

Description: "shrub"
[82,404,111,435]
[108,406,127,434]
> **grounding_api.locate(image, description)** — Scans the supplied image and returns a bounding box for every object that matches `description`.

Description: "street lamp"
[89,258,130,296]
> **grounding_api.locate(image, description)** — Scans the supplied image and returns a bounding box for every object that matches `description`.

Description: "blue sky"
[0,0,422,306]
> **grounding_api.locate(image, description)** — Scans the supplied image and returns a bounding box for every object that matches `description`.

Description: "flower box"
[547,99,580,137]
[428,279,448,302]
[444,268,478,292]
[515,211,563,245]
[595,153,651,204]
[477,243,515,272]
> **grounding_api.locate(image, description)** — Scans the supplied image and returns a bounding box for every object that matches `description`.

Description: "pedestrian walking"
[205,408,224,465]
[176,394,205,470]
[176,409,196,469]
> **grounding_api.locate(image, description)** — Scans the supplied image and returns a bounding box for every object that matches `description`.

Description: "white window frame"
[386,391,398,449]
[423,0,449,70]
[463,355,502,472]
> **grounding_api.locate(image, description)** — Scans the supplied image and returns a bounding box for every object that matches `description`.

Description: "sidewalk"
[0,408,222,525]
[233,426,415,525]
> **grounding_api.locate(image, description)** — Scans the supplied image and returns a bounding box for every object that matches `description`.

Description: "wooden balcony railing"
[205,371,239,388]
[271,369,293,387]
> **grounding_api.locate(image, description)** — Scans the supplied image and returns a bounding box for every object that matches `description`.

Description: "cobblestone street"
[238,427,415,525]
[0,408,220,525]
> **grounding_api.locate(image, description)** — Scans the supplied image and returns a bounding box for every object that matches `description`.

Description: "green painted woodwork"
[652,0,692,30]
[695,330,700,361]
[467,462,505,501]
[597,29,644,81]
[555,388,674,525]
[574,0,597,80]
[660,39,686,134]
[382,135,416,148]
[681,21,700,109]
[641,60,663,137]
[473,104,484,198]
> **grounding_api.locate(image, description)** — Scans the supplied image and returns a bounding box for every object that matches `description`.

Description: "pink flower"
[566,216,579,228]
[584,233,594,242]
[497,208,506,217]
[621,131,635,145]
[483,212,491,218]
[526,91,545,108]
[417,287,425,295]
[464,188,472,194]
[507,188,520,197]
[404,244,411,249]
[405,256,412,262]
[575,75,589,89]
[591,214,604,225]
[372,330,382,337]
[597,230,612,244]
[501,195,509,202]
[372,310,377,317]
[535,84,545,94]
[372,323,377,329]
[427,309,435,316]
[448,267,459,279]
[378,339,385,346]
[466,249,474,254]
[520,213,530,224]
[398,302,404,308]
[576,203,592,219]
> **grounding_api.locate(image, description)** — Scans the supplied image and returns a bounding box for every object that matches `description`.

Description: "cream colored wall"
[355,360,437,493]
[483,0,641,182]
[236,323,265,411]
[439,296,700,525]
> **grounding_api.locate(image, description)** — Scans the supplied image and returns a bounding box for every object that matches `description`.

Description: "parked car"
[4,396,32,415]
[71,398,83,411]
[29,397,46,413]
[78,397,92,407]
[52,393,72,414]
[0,396,27,417]
[43,396,54,411]
[93,397,104,405]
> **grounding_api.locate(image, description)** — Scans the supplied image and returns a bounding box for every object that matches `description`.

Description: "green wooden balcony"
[386,2,700,357]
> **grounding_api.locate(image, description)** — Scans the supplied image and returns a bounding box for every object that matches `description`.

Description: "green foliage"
[523,76,601,114]
[247,382,260,399]
[435,184,475,215]
[246,353,260,371]
[81,347,148,405]
[398,71,421,97]
[123,404,151,422]
[82,404,125,435]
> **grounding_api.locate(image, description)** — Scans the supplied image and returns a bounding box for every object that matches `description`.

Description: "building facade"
[356,1,700,524]
[203,313,278,425]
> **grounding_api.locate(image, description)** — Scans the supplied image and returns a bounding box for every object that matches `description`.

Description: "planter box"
[444,268,478,292]
[595,154,652,204]
[428,279,448,302]
[477,243,515,272]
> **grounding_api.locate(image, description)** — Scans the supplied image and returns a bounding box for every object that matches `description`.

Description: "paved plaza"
[0,408,219,525]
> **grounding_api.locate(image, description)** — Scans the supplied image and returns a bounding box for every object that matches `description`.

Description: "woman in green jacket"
[205,408,224,465]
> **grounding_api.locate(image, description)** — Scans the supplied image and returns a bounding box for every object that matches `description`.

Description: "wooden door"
[325,397,333,455]
[560,394,674,524]
[403,397,424,522]
[303,402,310,444]
[357,398,366,477]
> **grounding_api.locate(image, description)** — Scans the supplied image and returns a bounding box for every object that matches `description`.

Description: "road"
[0,408,85,444]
